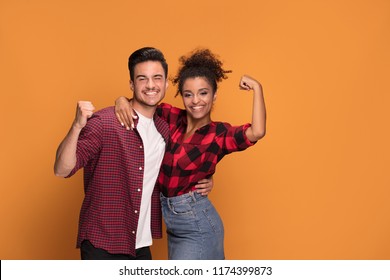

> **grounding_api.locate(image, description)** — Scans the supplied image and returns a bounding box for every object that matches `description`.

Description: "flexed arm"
[239,75,266,142]
[54,101,95,177]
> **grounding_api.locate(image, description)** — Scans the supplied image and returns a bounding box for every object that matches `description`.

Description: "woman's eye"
[200,91,208,95]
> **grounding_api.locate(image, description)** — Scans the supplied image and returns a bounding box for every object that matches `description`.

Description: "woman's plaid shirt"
[156,103,256,197]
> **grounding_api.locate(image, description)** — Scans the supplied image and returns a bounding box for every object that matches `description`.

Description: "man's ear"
[130,80,134,91]
[165,79,169,90]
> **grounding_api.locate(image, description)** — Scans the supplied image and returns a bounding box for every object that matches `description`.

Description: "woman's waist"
[158,181,198,197]
[160,190,207,204]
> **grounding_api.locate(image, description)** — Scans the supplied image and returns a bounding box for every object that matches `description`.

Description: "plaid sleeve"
[65,114,102,178]
[218,122,256,154]
[156,103,185,126]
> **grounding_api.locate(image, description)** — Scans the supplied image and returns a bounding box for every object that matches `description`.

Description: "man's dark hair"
[128,47,168,81]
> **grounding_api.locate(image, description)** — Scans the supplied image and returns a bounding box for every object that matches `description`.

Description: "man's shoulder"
[154,113,170,130]
[153,114,170,141]
[86,106,120,130]
[88,106,117,124]
[94,106,115,118]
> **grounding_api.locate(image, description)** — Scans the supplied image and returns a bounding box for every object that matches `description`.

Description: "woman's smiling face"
[181,76,216,121]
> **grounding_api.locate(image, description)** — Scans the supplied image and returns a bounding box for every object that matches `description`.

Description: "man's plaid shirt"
[66,106,170,256]
[156,103,256,197]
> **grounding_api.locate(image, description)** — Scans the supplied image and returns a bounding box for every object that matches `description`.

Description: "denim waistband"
[160,191,207,204]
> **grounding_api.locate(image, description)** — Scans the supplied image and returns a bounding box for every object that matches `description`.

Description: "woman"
[115,49,266,259]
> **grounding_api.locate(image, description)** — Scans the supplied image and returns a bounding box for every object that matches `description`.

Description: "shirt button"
[134,210,138,214]
[132,231,135,234]
[140,145,143,149]
[137,188,141,192]
[139,167,143,170]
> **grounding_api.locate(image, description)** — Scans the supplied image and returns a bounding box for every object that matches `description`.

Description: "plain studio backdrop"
[0,0,389,259]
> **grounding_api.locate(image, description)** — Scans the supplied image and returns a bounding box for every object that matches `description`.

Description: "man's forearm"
[54,125,82,177]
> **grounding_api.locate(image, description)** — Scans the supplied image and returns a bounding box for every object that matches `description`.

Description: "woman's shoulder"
[212,121,232,133]
[157,103,187,122]
[159,103,185,114]
[212,121,252,137]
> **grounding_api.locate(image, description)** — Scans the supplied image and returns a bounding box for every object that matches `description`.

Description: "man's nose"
[146,79,155,89]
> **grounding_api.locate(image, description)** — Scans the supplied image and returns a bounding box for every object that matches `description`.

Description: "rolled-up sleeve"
[65,115,102,178]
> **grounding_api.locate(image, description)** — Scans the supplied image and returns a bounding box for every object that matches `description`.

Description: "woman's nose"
[192,94,199,103]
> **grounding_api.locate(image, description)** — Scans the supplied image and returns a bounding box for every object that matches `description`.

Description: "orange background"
[1,0,389,260]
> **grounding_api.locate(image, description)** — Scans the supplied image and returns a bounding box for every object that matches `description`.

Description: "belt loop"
[189,191,196,202]
[167,197,174,211]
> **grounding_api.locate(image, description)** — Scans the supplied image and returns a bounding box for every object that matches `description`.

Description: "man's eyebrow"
[135,74,164,79]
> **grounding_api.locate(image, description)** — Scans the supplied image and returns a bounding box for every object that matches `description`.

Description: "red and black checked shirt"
[156,103,256,197]
[66,106,170,256]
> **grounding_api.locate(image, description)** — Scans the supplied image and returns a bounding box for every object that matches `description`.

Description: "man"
[54,47,211,260]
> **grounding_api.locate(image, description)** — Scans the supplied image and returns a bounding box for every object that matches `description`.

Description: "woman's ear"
[213,92,217,102]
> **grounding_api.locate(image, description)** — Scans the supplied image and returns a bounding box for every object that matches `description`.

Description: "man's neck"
[132,101,156,119]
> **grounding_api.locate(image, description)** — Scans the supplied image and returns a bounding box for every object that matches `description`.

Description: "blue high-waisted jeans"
[160,191,225,260]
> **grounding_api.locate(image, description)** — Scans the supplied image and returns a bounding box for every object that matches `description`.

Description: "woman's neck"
[185,115,211,136]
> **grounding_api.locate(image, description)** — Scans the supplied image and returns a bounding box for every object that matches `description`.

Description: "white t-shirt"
[134,111,166,249]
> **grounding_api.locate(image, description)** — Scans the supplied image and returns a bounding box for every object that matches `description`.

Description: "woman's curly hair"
[172,48,231,97]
